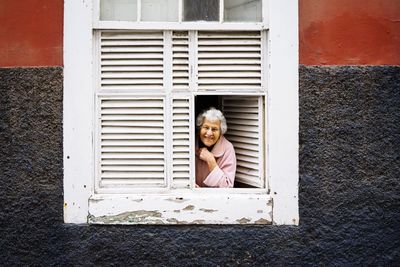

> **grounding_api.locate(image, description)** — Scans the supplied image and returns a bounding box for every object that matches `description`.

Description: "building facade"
[1,0,399,265]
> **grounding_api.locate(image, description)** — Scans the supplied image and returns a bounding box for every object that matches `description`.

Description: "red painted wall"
[300,0,400,65]
[0,0,63,67]
[0,0,399,67]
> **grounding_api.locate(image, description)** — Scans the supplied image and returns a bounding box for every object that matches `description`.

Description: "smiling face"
[199,118,221,147]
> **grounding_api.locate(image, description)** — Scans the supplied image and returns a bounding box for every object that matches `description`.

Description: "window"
[64,0,299,225]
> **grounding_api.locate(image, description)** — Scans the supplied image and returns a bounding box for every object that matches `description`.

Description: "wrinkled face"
[199,119,221,147]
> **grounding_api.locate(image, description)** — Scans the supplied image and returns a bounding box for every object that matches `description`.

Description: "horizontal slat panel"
[173,31,189,91]
[99,97,166,188]
[172,97,191,188]
[197,31,261,92]
[100,31,164,91]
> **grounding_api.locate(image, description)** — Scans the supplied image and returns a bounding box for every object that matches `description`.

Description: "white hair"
[196,107,227,135]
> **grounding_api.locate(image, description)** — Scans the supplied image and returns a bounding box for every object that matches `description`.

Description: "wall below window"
[1,66,399,265]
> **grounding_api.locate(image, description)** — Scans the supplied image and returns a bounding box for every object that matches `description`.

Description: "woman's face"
[199,118,221,147]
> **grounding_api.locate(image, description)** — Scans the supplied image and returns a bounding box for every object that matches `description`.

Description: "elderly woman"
[196,108,236,188]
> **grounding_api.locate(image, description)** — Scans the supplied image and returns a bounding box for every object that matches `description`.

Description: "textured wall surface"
[0,66,399,266]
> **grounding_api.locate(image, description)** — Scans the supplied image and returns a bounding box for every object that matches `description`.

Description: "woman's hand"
[197,148,217,172]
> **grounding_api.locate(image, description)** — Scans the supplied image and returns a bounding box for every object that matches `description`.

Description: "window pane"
[142,0,179,21]
[183,0,219,21]
[100,0,137,21]
[224,0,261,22]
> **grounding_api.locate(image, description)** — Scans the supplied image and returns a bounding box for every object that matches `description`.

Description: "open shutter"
[98,96,166,189]
[100,31,164,91]
[197,31,262,91]
[171,96,192,188]
[222,96,264,188]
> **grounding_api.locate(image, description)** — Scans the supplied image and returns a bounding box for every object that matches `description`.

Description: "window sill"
[88,192,272,224]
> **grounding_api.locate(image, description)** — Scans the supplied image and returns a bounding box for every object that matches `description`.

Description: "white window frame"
[64,0,299,225]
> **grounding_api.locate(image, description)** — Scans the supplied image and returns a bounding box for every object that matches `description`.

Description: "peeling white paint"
[89,193,272,224]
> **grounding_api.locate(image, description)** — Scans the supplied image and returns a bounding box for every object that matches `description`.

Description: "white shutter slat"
[101,66,164,71]
[197,31,262,92]
[172,31,189,91]
[100,31,164,92]
[222,96,263,188]
[101,53,163,59]
[101,31,166,39]
[101,133,163,140]
[101,179,165,186]
[101,72,164,79]
[102,159,164,165]
[171,97,191,188]
[99,97,166,188]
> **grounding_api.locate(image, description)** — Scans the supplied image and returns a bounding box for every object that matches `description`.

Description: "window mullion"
[261,30,269,92]
[219,0,224,23]
[188,30,198,92]
[164,30,174,189]
[137,0,141,22]
[178,0,183,22]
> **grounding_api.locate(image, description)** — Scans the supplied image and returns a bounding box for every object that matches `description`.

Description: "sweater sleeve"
[203,144,236,188]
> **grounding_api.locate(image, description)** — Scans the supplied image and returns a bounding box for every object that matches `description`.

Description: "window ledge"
[88,193,272,224]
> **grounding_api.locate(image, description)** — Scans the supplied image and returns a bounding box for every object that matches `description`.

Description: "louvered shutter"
[172,31,190,91]
[171,97,192,188]
[197,31,262,91]
[222,96,264,188]
[98,96,166,188]
[100,31,164,91]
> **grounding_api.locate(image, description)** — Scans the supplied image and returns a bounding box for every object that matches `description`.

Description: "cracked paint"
[199,208,217,213]
[183,205,195,211]
[255,218,271,224]
[237,218,251,224]
[89,210,162,224]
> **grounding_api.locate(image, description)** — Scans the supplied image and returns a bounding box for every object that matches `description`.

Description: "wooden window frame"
[64,0,299,225]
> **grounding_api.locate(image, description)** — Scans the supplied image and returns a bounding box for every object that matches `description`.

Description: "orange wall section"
[0,0,63,67]
[300,0,400,65]
[1,1,399,67]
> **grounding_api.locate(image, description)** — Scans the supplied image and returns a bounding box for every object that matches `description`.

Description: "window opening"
[195,95,265,189]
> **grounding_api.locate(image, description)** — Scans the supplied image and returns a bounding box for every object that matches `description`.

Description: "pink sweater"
[195,136,237,188]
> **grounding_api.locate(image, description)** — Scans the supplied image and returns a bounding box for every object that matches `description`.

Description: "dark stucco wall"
[0,66,399,266]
